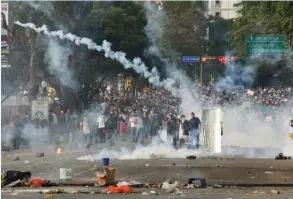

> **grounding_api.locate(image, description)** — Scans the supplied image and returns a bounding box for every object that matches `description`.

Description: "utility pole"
[28,9,40,101]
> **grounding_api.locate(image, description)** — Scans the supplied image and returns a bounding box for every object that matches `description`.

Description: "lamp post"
[200,46,210,87]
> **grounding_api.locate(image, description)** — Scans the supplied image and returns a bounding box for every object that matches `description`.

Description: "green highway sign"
[246,34,286,56]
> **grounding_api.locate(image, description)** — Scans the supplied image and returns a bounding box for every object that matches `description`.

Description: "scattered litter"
[59,168,72,181]
[186,155,196,160]
[43,193,53,199]
[188,178,206,188]
[174,188,184,195]
[264,171,274,174]
[185,184,194,188]
[24,160,29,164]
[96,167,115,186]
[107,185,132,194]
[150,190,158,195]
[12,157,20,161]
[29,178,46,187]
[1,171,31,186]
[212,184,222,188]
[270,189,280,194]
[250,176,256,179]
[171,163,176,166]
[253,190,265,194]
[145,164,150,167]
[165,182,180,193]
[275,153,291,160]
[144,183,151,188]
[142,192,149,195]
[4,180,22,188]
[69,190,79,194]
[116,180,142,187]
[36,153,45,157]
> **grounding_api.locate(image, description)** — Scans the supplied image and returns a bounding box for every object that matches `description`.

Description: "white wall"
[208,0,242,19]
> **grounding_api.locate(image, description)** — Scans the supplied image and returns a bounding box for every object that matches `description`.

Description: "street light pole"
[200,46,210,87]
[200,61,203,87]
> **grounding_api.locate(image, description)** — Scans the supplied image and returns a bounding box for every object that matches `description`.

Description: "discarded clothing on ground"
[1,170,31,187]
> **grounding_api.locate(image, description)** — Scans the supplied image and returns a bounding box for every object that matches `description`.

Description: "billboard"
[1,3,9,53]
[1,3,10,68]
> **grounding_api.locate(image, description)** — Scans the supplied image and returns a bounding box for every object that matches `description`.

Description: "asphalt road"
[2,146,293,185]
[2,187,293,199]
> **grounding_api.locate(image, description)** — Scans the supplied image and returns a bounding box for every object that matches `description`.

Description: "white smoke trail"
[14,21,176,91]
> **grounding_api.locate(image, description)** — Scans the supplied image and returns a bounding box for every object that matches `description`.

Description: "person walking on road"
[188,112,201,149]
[80,117,91,148]
[129,112,138,143]
[97,112,107,143]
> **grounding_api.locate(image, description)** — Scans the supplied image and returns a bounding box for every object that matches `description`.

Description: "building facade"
[208,0,242,19]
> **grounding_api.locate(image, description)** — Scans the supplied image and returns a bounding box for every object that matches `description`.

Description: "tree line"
[3,1,293,109]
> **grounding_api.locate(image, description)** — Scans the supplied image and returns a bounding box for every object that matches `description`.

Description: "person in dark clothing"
[12,116,22,150]
[179,115,190,148]
[189,112,201,149]
[142,106,150,139]
[107,111,118,144]
[149,109,159,137]
[167,114,179,149]
[58,111,66,133]
[22,113,30,145]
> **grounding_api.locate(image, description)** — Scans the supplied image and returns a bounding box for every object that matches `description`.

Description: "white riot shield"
[202,108,222,154]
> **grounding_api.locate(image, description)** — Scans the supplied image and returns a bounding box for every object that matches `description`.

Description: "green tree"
[75,1,149,109]
[162,1,210,57]
[230,1,293,58]
[229,1,293,87]
[208,16,234,56]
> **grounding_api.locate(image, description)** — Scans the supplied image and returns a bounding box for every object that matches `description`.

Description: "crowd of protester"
[2,85,293,151]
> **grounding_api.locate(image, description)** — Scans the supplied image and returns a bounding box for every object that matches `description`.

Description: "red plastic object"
[107,185,132,194]
[29,178,46,187]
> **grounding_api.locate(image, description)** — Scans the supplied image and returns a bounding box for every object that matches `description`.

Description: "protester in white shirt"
[134,115,145,144]
[129,113,138,143]
[80,117,91,148]
[97,113,107,143]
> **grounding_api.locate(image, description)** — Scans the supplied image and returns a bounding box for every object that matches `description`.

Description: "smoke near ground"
[13,5,293,160]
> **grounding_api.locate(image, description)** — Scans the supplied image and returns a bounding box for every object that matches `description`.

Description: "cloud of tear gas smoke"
[14,21,176,91]
[43,38,78,89]
[143,2,202,114]
[221,102,293,157]
[77,136,209,161]
[215,53,256,91]
[212,48,293,157]
[143,1,167,56]
[26,1,55,19]
[14,20,293,159]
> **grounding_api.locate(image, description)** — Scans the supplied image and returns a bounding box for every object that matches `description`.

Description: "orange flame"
[57,147,63,154]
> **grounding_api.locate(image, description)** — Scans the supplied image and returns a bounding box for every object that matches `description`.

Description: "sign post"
[181,56,200,86]
[246,34,286,56]
[181,56,200,63]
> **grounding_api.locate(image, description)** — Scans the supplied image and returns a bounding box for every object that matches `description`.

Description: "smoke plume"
[43,38,77,88]
[143,2,202,114]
